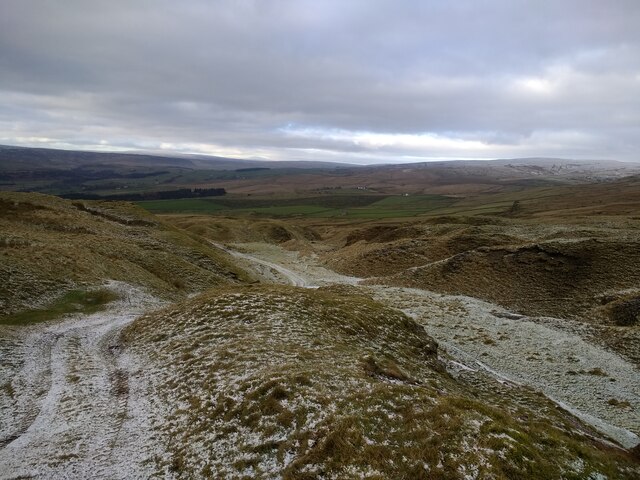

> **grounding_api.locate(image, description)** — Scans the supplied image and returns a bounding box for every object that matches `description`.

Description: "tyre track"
[0,282,162,479]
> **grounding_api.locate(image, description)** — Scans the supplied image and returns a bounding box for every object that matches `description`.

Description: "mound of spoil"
[171,216,319,244]
[328,223,519,278]
[372,236,640,321]
[124,285,638,479]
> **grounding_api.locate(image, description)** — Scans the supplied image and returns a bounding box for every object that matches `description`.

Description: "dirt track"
[0,282,162,479]
[211,241,310,287]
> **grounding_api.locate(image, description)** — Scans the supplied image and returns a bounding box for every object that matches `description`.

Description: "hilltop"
[124,285,638,479]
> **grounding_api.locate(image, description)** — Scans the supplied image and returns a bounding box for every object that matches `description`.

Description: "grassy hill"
[0,192,250,320]
[124,285,639,479]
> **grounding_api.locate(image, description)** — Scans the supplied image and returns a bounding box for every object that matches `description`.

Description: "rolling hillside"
[0,191,249,319]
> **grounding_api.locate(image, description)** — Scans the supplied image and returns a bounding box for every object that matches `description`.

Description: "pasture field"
[137,193,460,218]
[137,177,640,220]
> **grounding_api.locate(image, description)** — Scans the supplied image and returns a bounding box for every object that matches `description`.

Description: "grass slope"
[0,288,119,325]
[0,192,250,318]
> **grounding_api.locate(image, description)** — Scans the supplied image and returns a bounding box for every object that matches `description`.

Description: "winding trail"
[211,241,311,287]
[221,242,640,450]
[0,282,162,479]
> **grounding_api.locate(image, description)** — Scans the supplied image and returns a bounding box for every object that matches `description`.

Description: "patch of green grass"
[214,195,384,210]
[231,205,336,216]
[0,288,120,326]
[136,194,459,218]
[137,194,386,216]
[341,194,457,218]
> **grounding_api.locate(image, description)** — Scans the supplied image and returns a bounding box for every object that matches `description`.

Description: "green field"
[137,194,459,218]
[135,198,228,213]
[230,205,335,216]
[345,195,457,218]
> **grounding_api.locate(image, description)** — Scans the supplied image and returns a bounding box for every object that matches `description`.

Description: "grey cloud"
[1,0,639,162]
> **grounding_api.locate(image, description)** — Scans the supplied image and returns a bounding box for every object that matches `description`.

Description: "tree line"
[59,187,226,201]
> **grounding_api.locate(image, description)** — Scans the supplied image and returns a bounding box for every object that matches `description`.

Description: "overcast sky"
[1,1,639,163]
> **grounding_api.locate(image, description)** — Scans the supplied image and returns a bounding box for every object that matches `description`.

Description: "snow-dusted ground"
[0,281,165,479]
[1,242,638,478]
[211,241,311,287]
[227,242,640,450]
[369,287,640,449]
[215,242,361,288]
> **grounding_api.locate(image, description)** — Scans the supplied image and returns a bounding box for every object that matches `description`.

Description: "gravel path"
[211,241,310,286]
[220,242,361,287]
[0,282,164,479]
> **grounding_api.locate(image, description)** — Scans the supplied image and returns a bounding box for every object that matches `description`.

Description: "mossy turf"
[0,288,119,325]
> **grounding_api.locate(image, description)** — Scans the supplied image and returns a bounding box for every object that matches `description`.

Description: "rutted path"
[0,281,163,479]
[211,242,310,287]
[224,242,640,450]
[212,241,361,288]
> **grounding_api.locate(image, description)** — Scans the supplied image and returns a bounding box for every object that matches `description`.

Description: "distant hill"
[1,144,639,198]
[0,145,352,171]
[0,145,354,197]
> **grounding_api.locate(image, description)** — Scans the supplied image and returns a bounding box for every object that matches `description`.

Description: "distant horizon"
[3,142,638,167]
